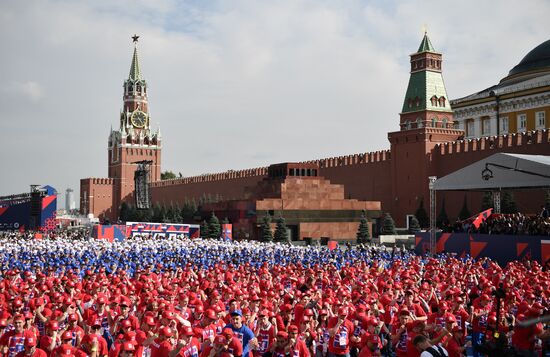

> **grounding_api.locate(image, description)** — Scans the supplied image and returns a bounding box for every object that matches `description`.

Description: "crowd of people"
[0,230,548,357]
[448,213,550,236]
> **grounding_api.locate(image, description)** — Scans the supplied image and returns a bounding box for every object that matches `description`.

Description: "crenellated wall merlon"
[150,167,269,187]
[305,150,392,169]
[436,129,550,156]
[81,178,115,185]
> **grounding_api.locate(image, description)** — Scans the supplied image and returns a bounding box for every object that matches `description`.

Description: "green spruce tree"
[409,216,421,234]
[274,215,289,242]
[436,198,449,228]
[458,195,471,220]
[200,220,209,238]
[415,198,429,228]
[480,191,493,211]
[208,212,221,239]
[152,203,163,223]
[381,213,396,235]
[260,212,274,242]
[501,191,518,214]
[119,202,130,222]
[356,210,370,244]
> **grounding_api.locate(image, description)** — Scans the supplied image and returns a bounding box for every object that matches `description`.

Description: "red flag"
[472,208,493,229]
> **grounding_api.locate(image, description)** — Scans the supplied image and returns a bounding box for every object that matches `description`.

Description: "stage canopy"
[433,153,550,191]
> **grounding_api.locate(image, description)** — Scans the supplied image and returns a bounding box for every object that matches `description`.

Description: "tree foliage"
[481,191,493,211]
[415,198,429,228]
[458,195,471,221]
[381,213,396,235]
[160,171,177,180]
[274,215,289,242]
[501,191,518,214]
[260,212,274,242]
[409,215,421,234]
[436,198,449,228]
[356,210,370,244]
[208,212,221,239]
[200,220,209,238]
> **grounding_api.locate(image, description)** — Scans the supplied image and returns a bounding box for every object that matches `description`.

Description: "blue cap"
[230,309,243,317]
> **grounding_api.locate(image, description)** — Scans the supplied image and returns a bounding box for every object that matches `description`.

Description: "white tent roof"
[433,153,550,191]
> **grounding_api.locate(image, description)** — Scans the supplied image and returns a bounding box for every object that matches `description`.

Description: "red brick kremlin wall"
[148,130,550,227]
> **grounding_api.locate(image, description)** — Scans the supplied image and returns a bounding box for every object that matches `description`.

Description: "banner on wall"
[222,224,232,240]
[126,222,200,239]
[91,222,200,241]
[415,232,545,266]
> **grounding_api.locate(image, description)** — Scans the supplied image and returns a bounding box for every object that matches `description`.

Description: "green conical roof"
[129,45,142,81]
[417,33,435,53]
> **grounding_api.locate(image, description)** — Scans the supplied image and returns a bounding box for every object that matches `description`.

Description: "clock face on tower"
[131,110,147,128]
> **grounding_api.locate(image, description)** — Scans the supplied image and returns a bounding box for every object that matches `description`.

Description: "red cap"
[61,331,73,341]
[222,328,234,338]
[288,325,299,333]
[181,326,194,336]
[446,315,457,323]
[48,320,60,331]
[121,319,132,328]
[215,335,228,344]
[276,331,289,339]
[160,327,173,337]
[205,309,216,320]
[13,314,24,322]
[122,342,136,352]
[338,306,349,316]
[25,337,37,347]
[68,313,78,322]
[144,316,156,326]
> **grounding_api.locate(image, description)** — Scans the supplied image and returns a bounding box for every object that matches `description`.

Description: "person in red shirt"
[39,320,60,355]
[0,315,35,357]
[52,331,77,356]
[14,337,47,357]
[327,306,354,357]
[446,326,469,357]
[63,313,84,348]
[80,320,109,357]
[220,328,243,357]
[390,310,410,357]
[119,341,137,357]
[200,335,233,357]
[471,294,491,357]
[150,327,174,357]
[173,326,201,357]
[269,331,289,357]
[287,325,309,357]
[135,315,157,357]
[254,310,274,357]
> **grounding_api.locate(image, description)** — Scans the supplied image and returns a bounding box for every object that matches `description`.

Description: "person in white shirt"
[413,335,449,357]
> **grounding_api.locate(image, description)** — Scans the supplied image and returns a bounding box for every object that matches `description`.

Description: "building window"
[482,118,491,135]
[431,118,437,127]
[500,116,508,134]
[536,111,546,129]
[416,118,423,128]
[442,118,448,128]
[404,120,411,130]
[430,96,437,106]
[466,120,475,137]
[517,114,527,132]
[438,97,446,107]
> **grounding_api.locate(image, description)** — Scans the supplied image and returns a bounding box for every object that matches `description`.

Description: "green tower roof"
[129,44,142,81]
[417,33,435,53]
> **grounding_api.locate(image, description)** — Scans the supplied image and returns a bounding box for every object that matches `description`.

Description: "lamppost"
[428,176,437,254]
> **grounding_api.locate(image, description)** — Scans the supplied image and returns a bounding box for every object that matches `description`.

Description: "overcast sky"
[0,0,548,208]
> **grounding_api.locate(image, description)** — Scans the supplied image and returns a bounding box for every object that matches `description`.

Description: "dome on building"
[508,39,550,77]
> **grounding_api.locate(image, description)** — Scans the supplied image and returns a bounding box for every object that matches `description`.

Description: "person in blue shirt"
[224,310,258,357]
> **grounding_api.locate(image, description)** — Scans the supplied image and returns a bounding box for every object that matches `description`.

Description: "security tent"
[433,153,550,191]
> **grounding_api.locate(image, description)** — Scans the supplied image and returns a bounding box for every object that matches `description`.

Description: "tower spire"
[129,34,142,81]
[417,32,435,53]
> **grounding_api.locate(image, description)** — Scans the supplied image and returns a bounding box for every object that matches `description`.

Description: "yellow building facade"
[452,39,550,138]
